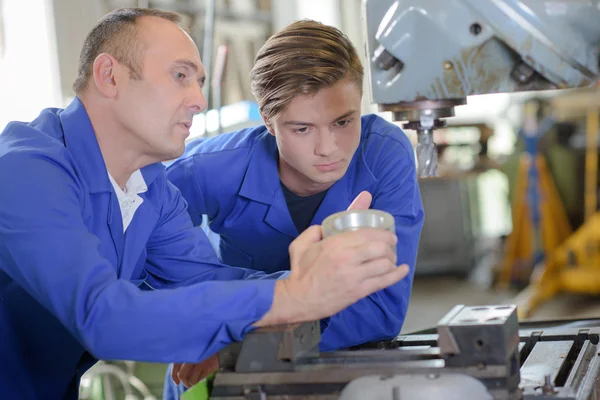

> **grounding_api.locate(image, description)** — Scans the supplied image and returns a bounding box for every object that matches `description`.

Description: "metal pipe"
[212,44,228,134]
[202,0,216,134]
[202,0,216,109]
[585,109,598,221]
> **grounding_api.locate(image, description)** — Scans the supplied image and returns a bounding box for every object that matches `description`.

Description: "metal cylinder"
[322,210,396,256]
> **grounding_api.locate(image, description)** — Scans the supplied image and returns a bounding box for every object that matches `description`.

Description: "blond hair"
[250,20,363,121]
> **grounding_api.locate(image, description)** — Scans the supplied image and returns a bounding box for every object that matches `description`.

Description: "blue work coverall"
[0,98,287,399]
[163,114,424,396]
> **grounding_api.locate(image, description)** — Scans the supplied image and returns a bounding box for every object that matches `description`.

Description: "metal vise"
[210,304,600,399]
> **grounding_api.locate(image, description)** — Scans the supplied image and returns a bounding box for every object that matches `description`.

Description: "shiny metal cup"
[322,210,396,256]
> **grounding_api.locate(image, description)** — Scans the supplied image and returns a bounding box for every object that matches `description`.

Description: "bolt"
[542,374,555,395]
[444,61,453,70]
[470,23,482,36]
[511,62,535,84]
[372,45,401,71]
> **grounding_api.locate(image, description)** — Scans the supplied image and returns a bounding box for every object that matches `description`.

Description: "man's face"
[268,78,362,195]
[113,17,207,162]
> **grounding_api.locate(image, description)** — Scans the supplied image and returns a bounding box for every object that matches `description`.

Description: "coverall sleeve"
[0,151,277,363]
[142,178,287,290]
[319,147,424,351]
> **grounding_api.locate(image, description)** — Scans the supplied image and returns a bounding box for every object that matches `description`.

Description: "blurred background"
[2,0,600,398]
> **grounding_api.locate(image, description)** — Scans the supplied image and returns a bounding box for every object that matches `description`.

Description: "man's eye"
[174,72,186,81]
[336,119,350,127]
[293,127,309,134]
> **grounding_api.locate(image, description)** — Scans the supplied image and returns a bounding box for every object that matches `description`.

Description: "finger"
[289,225,323,258]
[359,264,410,297]
[177,364,194,388]
[351,242,397,266]
[295,225,323,245]
[354,255,398,280]
[183,364,205,388]
[325,228,397,250]
[190,357,218,386]
[171,363,182,385]
[347,191,372,211]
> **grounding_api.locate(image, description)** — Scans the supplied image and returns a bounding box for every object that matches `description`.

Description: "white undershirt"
[108,170,148,232]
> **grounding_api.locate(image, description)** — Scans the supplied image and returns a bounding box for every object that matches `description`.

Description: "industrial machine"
[210,305,600,399]
[364,0,600,177]
[365,0,600,316]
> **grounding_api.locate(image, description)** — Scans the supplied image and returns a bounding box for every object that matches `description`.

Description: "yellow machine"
[496,101,573,291]
[514,100,600,318]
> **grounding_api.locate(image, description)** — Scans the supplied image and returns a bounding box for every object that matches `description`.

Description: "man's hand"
[171,353,219,388]
[257,193,409,326]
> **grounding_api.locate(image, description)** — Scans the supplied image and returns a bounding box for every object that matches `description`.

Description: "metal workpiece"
[437,305,521,394]
[321,210,395,237]
[218,322,321,373]
[210,305,600,399]
[437,305,520,365]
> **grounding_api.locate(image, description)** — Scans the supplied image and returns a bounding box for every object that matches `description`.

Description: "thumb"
[347,191,372,211]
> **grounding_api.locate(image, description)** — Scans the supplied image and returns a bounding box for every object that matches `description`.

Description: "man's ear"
[91,53,119,98]
[261,112,275,136]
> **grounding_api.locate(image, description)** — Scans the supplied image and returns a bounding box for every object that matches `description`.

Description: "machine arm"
[364,0,600,176]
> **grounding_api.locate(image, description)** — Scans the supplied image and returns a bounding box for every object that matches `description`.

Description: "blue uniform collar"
[59,97,163,193]
[238,124,379,213]
[238,130,280,204]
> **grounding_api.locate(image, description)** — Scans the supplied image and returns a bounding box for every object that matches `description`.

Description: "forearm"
[77,278,277,362]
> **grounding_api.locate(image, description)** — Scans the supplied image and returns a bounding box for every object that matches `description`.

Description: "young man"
[164,20,424,394]
[0,9,409,399]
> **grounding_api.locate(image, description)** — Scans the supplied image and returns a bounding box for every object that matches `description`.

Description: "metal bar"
[309,347,441,363]
[211,44,227,135]
[585,109,599,220]
[562,340,594,391]
[520,340,573,389]
[213,363,508,386]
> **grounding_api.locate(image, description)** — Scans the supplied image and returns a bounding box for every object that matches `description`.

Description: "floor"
[401,273,600,334]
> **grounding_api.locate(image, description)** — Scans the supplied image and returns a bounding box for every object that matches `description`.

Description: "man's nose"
[315,129,338,156]
[187,83,208,113]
